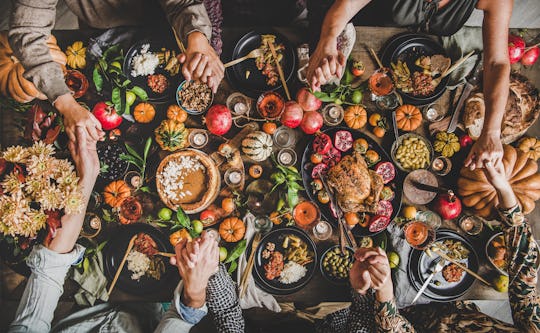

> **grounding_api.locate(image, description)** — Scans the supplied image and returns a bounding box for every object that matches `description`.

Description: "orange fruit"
[402,206,418,220]
[248,164,263,178]
[354,138,369,153]
[167,105,188,123]
[262,122,277,135]
[221,197,235,213]
[311,179,323,191]
[365,149,380,164]
[344,212,360,226]
[369,113,382,127]
[169,229,192,246]
[317,190,330,204]
[310,153,323,164]
[359,213,371,228]
[373,126,386,138]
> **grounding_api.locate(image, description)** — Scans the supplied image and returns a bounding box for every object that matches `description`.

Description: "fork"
[224,48,264,68]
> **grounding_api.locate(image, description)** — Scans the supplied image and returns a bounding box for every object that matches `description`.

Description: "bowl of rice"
[176,80,214,115]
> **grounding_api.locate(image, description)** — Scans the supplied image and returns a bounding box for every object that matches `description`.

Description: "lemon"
[219,247,228,262]
[493,274,509,293]
[387,251,400,269]
[402,206,417,220]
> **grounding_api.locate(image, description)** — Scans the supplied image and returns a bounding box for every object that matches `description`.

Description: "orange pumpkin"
[396,104,422,131]
[166,104,188,123]
[344,105,367,129]
[103,180,131,208]
[219,217,246,242]
[169,229,193,246]
[133,102,155,123]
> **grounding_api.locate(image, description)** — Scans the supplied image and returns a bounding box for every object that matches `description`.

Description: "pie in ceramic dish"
[156,149,220,214]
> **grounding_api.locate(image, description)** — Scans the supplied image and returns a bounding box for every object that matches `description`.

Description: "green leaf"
[97,241,107,252]
[154,222,168,228]
[287,187,299,208]
[139,186,151,193]
[227,260,238,275]
[170,224,183,232]
[103,44,121,60]
[121,79,132,88]
[112,87,121,113]
[176,208,191,229]
[312,91,336,103]
[83,257,90,273]
[131,86,148,101]
[143,138,152,161]
[124,144,144,162]
[93,67,103,92]
[225,239,247,264]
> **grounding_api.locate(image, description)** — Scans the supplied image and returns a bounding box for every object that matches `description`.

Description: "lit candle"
[234,102,247,114]
[316,221,328,233]
[228,171,242,184]
[193,132,207,146]
[279,151,293,165]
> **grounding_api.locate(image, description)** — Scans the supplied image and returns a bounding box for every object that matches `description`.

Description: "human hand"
[54,94,104,144]
[178,32,224,94]
[306,38,346,91]
[464,132,503,170]
[67,126,99,183]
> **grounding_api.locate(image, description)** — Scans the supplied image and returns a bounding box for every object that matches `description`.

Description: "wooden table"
[2,26,539,308]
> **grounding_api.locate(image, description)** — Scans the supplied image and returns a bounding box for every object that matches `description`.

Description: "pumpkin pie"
[157,149,220,214]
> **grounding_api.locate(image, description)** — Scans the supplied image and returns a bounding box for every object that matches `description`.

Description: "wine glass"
[403,221,435,250]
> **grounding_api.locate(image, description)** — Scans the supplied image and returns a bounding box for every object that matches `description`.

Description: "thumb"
[177,53,186,64]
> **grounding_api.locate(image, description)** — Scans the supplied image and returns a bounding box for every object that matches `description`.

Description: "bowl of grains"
[176,80,213,115]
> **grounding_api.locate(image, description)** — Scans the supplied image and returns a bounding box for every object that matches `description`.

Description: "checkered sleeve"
[206,264,244,333]
[315,289,375,333]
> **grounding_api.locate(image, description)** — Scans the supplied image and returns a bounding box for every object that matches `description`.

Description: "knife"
[411,181,450,194]
[411,257,445,304]
[447,54,483,133]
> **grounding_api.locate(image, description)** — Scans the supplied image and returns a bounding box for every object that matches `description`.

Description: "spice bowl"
[176,80,214,115]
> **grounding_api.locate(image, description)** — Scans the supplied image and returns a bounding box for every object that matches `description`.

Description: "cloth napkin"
[441,27,483,89]
[71,251,110,306]
[387,223,432,308]
[236,213,281,312]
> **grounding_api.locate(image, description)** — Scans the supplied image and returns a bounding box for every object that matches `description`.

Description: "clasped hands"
[350,247,394,301]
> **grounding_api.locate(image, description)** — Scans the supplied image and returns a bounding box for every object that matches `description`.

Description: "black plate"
[123,40,181,103]
[225,30,296,98]
[247,227,317,295]
[381,34,449,106]
[407,229,479,301]
[103,223,176,296]
[301,127,403,237]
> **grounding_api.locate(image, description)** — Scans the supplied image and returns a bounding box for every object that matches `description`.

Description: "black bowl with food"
[176,80,214,115]
[320,245,355,285]
[97,141,129,182]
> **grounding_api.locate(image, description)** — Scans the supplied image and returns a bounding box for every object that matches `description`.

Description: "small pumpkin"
[433,131,460,157]
[241,131,273,162]
[169,229,193,246]
[458,144,540,217]
[219,217,246,242]
[0,32,66,103]
[396,104,422,131]
[65,41,86,69]
[517,137,540,161]
[155,119,189,151]
[133,102,156,123]
[103,180,131,208]
[166,104,188,123]
[344,105,367,129]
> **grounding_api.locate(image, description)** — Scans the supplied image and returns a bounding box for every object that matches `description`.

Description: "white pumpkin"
[241,131,273,162]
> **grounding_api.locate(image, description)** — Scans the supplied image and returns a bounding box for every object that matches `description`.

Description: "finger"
[315,68,326,86]
[169,256,177,266]
[177,53,187,64]
[337,52,347,67]
[68,140,76,159]
[366,255,388,266]
[464,150,474,168]
[174,238,188,256]
[327,56,337,77]
[321,58,333,80]
[87,124,100,142]
[355,249,381,261]
[181,248,196,268]
[89,113,103,132]
[201,66,213,84]
[193,55,208,80]
[65,127,77,144]
[356,270,371,294]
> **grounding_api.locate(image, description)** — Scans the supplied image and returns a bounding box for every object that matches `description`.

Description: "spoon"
[224,48,263,68]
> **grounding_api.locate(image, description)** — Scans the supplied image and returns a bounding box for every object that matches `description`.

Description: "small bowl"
[320,245,355,285]
[485,232,508,276]
[176,80,214,115]
[391,133,434,173]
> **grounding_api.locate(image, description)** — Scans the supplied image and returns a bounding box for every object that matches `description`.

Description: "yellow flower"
[36,185,63,211]
[27,141,55,157]
[1,172,23,194]
[2,146,29,163]
[63,191,84,215]
[26,155,54,177]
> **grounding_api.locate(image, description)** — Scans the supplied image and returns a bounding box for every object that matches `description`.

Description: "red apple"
[92,102,122,130]
[521,45,539,66]
[296,87,322,112]
[508,35,526,64]
[300,111,323,135]
[280,101,304,128]
[205,104,232,135]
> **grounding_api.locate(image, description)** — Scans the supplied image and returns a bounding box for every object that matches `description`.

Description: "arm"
[9,0,104,144]
[159,0,224,93]
[465,0,513,170]
[306,0,371,91]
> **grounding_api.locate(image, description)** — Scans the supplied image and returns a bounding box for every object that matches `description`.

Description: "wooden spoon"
[224,48,263,68]
[107,235,137,296]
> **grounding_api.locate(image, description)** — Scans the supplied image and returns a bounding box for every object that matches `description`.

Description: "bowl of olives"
[320,245,355,285]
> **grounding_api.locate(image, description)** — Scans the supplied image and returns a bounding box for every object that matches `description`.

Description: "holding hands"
[464,132,504,171]
[306,39,346,91]
[350,247,394,302]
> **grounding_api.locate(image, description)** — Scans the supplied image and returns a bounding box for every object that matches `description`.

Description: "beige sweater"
[9,0,212,102]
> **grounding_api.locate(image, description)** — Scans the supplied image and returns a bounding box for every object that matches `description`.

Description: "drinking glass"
[254,216,273,234]
[415,210,442,230]
[188,129,209,149]
[224,168,244,188]
[277,148,297,167]
[273,125,297,148]
[312,220,333,240]
[459,215,484,236]
[403,221,435,250]
[321,103,344,126]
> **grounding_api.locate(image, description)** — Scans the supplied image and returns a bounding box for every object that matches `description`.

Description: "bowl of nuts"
[176,80,214,115]
[391,133,433,173]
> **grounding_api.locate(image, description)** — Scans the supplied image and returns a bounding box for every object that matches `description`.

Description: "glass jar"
[277,148,297,167]
[322,103,344,126]
[273,125,297,148]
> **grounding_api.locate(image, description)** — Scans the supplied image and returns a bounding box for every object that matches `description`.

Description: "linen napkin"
[71,251,110,306]
[387,223,432,308]
[441,27,483,89]
[236,213,281,312]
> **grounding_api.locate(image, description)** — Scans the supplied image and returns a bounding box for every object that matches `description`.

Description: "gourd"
[166,104,188,123]
[344,105,367,129]
[103,180,131,208]
[155,119,189,151]
[133,102,156,123]
[395,104,422,131]
[458,145,540,217]
[65,41,86,69]
[433,132,460,157]
[219,217,246,242]
[0,31,66,103]
[241,131,273,162]
[517,137,540,161]
[169,229,192,246]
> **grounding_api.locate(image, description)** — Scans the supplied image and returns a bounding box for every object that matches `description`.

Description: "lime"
[351,90,363,104]
[387,251,400,269]
[334,98,343,105]
[492,274,509,293]
[110,61,122,69]
[192,220,204,234]
[158,207,173,221]
[126,91,136,106]
[219,247,228,262]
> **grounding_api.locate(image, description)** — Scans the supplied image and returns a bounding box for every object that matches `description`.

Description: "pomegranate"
[205,104,232,135]
[334,130,353,152]
[311,163,328,179]
[432,191,462,220]
[300,111,323,134]
[312,133,332,155]
[508,35,526,64]
[280,101,304,128]
[92,102,122,130]
[521,45,539,66]
[459,134,473,148]
[296,87,322,112]
[322,147,341,168]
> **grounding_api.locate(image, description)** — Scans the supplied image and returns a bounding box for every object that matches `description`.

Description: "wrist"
[375,283,394,302]
[182,285,206,308]
[53,93,78,115]
[187,31,209,49]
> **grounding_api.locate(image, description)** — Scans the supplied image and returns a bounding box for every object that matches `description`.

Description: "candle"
[234,102,247,114]
[228,171,242,184]
[316,221,328,233]
[89,216,101,230]
[193,132,207,146]
[279,151,293,164]
[432,158,444,171]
